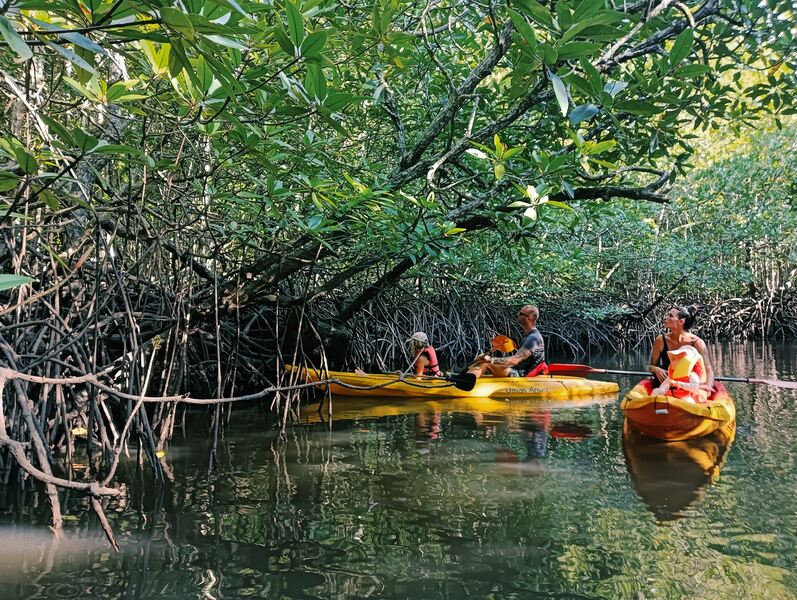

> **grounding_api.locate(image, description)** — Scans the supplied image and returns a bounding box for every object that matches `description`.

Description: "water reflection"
[1,342,796,599]
[300,394,617,425]
[623,419,736,521]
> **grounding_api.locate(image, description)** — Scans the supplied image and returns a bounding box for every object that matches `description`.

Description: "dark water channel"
[1,342,796,599]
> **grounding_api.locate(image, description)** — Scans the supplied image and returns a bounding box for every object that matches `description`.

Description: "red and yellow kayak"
[620,379,736,441]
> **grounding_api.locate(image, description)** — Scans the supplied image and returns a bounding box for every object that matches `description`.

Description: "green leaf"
[45,42,99,78]
[14,147,38,174]
[323,92,358,111]
[546,200,574,211]
[539,43,558,66]
[556,1,572,31]
[90,143,144,155]
[0,15,32,61]
[613,100,660,116]
[28,17,106,55]
[168,40,194,81]
[674,63,712,78]
[39,116,74,145]
[556,41,600,60]
[573,0,604,22]
[274,25,294,56]
[512,0,553,29]
[494,163,506,180]
[195,55,213,93]
[561,11,624,43]
[73,45,95,83]
[584,139,616,155]
[161,7,195,40]
[0,274,33,291]
[305,63,327,100]
[579,56,602,94]
[508,8,538,49]
[493,133,504,157]
[140,40,170,75]
[63,76,99,101]
[38,188,58,211]
[0,171,20,192]
[300,29,327,58]
[549,70,568,117]
[445,227,466,235]
[106,80,149,102]
[216,0,247,17]
[285,0,305,47]
[71,127,99,153]
[569,103,599,125]
[669,28,694,67]
[503,146,525,159]
[205,34,246,49]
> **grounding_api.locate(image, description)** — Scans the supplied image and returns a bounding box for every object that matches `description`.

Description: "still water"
[1,341,796,599]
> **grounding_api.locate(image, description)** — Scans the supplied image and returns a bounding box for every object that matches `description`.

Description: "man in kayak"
[469,305,548,377]
[407,331,445,377]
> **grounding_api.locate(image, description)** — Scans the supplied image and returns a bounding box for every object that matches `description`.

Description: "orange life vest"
[414,346,443,376]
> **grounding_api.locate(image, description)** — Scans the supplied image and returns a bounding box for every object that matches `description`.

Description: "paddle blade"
[490,334,516,353]
[448,372,477,392]
[547,363,596,376]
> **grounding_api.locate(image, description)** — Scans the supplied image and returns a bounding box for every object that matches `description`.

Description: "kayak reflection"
[623,419,736,521]
[300,395,616,425]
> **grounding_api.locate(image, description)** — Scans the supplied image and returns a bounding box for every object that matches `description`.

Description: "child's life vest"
[666,345,708,403]
[414,346,443,377]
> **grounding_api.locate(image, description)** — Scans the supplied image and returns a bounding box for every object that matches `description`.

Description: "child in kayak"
[650,344,709,403]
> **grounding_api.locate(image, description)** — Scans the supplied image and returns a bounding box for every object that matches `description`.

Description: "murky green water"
[1,342,796,599]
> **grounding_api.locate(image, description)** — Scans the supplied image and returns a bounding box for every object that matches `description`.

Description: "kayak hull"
[620,379,736,441]
[289,366,619,400]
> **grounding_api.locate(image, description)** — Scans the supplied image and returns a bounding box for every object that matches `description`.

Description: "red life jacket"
[526,361,549,377]
[414,346,443,376]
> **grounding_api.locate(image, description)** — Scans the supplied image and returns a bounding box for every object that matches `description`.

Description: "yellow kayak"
[288,365,619,400]
[621,379,736,441]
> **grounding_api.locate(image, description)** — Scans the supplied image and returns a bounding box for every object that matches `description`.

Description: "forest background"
[1,0,796,536]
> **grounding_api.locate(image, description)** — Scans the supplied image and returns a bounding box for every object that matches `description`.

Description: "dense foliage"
[2,0,795,331]
[1,0,797,536]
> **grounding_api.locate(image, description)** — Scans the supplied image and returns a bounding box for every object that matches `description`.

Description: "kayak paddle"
[548,363,797,389]
[354,368,477,392]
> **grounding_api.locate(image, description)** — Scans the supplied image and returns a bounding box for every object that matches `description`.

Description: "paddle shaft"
[354,368,476,392]
[548,363,797,389]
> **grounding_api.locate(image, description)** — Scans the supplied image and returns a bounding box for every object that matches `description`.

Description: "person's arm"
[491,331,542,367]
[693,338,715,391]
[648,336,667,382]
[490,346,531,367]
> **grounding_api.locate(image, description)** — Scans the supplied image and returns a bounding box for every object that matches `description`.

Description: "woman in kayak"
[648,305,715,392]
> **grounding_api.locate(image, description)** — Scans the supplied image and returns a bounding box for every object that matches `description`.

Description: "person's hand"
[475,353,493,363]
[651,366,668,382]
